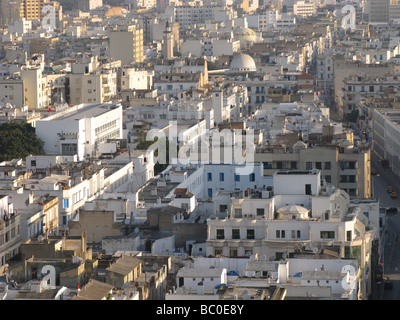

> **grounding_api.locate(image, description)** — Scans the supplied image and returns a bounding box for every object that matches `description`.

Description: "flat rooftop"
[44,103,119,121]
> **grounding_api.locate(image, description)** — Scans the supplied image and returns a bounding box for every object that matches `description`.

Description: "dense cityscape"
[0,0,398,303]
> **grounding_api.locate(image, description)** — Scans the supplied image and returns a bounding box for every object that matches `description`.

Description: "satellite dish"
[241,289,249,296]
[312,247,319,254]
[134,228,139,234]
[282,252,287,259]
[153,263,159,271]
[176,287,184,295]
[38,235,43,242]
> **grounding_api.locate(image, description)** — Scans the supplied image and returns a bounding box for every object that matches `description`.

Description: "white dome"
[229,54,256,73]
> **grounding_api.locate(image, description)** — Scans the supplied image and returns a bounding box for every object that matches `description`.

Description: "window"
[247,229,255,239]
[219,173,224,181]
[219,205,228,213]
[63,199,69,208]
[234,174,240,182]
[207,173,212,181]
[232,229,240,239]
[234,208,242,218]
[249,173,255,182]
[276,230,281,238]
[208,188,213,197]
[30,160,36,167]
[325,162,331,170]
[316,162,322,169]
[305,184,312,195]
[306,162,313,170]
[325,175,331,183]
[297,230,301,238]
[216,229,225,239]
[320,231,335,239]
[291,161,297,169]
[61,143,77,156]
[346,230,352,241]
[256,208,265,216]
[230,249,238,257]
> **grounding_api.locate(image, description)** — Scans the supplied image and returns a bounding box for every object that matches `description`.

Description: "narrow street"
[371,155,400,299]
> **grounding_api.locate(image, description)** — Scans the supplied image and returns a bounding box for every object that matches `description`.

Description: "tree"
[0,122,45,162]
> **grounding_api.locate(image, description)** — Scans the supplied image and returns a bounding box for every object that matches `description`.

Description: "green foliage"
[346,110,359,123]
[0,122,45,162]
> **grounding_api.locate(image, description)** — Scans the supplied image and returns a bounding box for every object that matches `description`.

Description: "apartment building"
[0,78,24,107]
[174,5,214,28]
[11,193,59,242]
[255,142,371,199]
[69,71,117,106]
[293,1,316,17]
[372,108,400,180]
[341,73,400,114]
[369,0,390,24]
[18,0,49,21]
[109,25,144,66]
[333,55,391,118]
[206,170,377,298]
[0,194,20,269]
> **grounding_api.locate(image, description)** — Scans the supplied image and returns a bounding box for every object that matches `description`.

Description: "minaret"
[163,20,174,60]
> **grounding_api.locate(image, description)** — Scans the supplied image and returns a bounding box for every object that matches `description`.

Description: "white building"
[206,170,377,298]
[36,103,123,161]
[175,267,228,294]
[293,1,317,17]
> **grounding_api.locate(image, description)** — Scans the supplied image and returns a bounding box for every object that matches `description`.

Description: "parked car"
[391,192,398,199]
[387,186,394,193]
[384,277,393,290]
[386,207,398,214]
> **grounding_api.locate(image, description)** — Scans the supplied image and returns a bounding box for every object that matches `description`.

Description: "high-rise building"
[19,0,50,21]
[369,0,389,24]
[1,0,62,26]
[390,0,400,20]
[109,25,144,66]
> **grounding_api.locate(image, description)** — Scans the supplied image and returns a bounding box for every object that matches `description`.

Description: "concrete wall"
[68,209,124,243]
[59,263,86,288]
[172,223,207,248]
